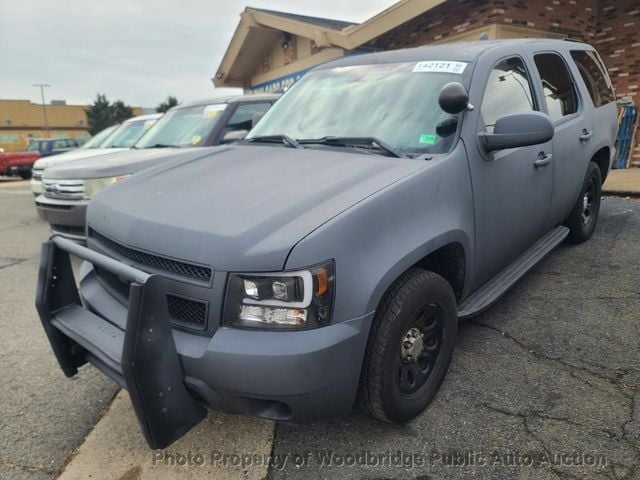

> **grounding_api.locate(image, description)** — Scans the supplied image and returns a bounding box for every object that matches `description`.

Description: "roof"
[124,113,163,123]
[314,38,592,70]
[179,94,281,108]
[250,8,356,30]
[213,1,449,88]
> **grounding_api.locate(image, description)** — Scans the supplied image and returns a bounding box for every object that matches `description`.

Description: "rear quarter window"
[534,53,578,122]
[570,50,616,107]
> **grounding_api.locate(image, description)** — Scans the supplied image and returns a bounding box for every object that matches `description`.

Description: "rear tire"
[360,269,457,423]
[19,170,32,180]
[564,162,601,244]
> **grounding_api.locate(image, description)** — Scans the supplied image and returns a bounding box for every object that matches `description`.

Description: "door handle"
[534,152,553,168]
[579,129,593,142]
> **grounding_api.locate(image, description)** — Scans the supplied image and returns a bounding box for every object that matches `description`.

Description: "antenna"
[478,32,489,41]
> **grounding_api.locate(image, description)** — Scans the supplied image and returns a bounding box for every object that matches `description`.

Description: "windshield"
[248,61,469,155]
[101,118,157,148]
[81,125,119,149]
[134,104,226,148]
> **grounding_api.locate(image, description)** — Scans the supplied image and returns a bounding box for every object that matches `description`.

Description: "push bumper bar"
[35,236,207,449]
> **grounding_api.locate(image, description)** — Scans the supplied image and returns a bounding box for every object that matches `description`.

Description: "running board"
[458,226,569,319]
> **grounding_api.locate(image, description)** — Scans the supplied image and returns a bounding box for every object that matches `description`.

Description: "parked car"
[30,137,80,157]
[0,137,79,179]
[35,95,278,240]
[36,40,617,449]
[0,149,40,179]
[31,115,161,195]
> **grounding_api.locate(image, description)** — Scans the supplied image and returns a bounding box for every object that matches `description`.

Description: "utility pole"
[33,83,50,137]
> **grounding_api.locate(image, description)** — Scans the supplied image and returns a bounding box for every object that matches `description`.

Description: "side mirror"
[436,117,458,137]
[251,113,265,128]
[221,129,249,144]
[438,82,470,114]
[478,112,554,152]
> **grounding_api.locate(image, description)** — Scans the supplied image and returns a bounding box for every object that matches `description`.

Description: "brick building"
[214,0,640,163]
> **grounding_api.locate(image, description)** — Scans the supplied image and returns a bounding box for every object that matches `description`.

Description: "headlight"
[223,261,335,330]
[84,175,130,199]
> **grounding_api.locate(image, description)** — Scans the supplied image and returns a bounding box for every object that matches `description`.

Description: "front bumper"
[35,195,89,240]
[36,236,372,449]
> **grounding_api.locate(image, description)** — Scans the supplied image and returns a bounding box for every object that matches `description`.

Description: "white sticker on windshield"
[202,104,226,118]
[413,61,468,74]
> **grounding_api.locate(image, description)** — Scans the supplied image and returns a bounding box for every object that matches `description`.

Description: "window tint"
[534,53,578,121]
[481,57,535,132]
[53,140,66,149]
[225,103,272,132]
[570,50,615,107]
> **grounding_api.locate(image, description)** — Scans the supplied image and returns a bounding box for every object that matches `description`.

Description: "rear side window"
[570,50,616,107]
[481,57,535,132]
[534,53,578,121]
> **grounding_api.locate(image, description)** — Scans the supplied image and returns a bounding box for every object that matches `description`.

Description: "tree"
[156,95,179,113]
[111,100,134,123]
[85,94,113,135]
[85,94,135,134]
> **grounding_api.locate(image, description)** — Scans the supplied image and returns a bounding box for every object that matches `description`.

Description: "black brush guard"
[35,236,207,449]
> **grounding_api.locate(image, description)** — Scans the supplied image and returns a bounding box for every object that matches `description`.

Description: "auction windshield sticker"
[202,104,226,118]
[413,61,468,74]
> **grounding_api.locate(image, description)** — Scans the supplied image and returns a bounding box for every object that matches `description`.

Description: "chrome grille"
[89,228,213,283]
[43,178,85,199]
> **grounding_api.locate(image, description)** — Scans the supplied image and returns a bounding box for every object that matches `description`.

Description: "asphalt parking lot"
[0,178,638,479]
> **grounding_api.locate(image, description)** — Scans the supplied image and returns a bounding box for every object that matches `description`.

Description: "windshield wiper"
[247,135,303,149]
[146,143,179,148]
[297,136,407,158]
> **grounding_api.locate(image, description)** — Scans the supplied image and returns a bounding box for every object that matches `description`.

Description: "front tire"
[564,162,602,244]
[19,170,32,180]
[360,269,457,423]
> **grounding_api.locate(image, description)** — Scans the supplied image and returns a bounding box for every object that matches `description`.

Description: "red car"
[0,150,40,179]
[0,137,78,179]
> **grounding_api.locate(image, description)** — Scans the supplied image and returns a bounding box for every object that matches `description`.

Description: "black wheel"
[360,268,457,423]
[19,170,32,180]
[564,162,602,244]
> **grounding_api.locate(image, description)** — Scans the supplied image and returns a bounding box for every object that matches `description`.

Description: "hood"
[34,148,128,169]
[87,144,426,271]
[43,147,204,180]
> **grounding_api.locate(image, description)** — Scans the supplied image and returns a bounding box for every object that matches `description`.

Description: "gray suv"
[36,39,617,449]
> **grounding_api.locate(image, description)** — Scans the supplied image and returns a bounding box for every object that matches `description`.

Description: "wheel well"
[413,243,465,302]
[591,147,610,184]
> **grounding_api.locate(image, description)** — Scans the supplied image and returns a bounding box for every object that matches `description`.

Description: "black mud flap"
[35,236,207,449]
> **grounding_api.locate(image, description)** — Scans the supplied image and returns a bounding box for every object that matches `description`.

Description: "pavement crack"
[474,401,618,439]
[521,417,583,480]
[469,320,633,397]
[0,457,57,475]
[0,257,25,270]
[469,321,639,447]
[622,393,639,444]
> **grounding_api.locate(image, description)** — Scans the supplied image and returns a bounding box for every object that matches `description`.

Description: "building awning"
[213,0,447,88]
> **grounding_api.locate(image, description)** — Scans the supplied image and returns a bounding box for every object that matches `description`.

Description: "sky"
[0,0,397,108]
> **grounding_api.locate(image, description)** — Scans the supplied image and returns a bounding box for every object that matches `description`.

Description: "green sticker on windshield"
[419,134,437,145]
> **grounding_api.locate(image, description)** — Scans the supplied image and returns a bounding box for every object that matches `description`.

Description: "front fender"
[285,143,474,323]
